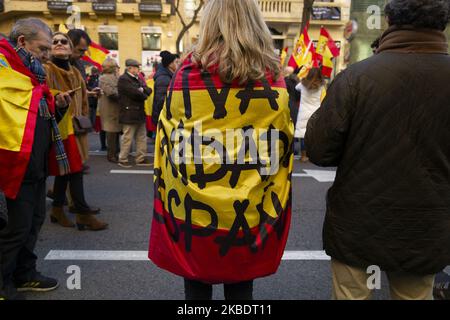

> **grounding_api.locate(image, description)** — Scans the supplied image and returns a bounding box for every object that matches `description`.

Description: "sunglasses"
[53,38,69,46]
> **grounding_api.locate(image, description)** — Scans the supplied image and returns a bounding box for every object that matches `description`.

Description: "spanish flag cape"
[0,39,54,199]
[149,57,294,283]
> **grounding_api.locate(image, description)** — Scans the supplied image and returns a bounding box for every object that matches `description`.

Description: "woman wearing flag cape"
[148,0,294,300]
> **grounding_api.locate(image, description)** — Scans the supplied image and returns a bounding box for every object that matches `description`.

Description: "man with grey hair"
[306,0,450,300]
[0,18,72,300]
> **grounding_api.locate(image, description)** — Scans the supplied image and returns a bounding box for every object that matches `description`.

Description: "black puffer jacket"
[305,28,450,275]
[151,65,173,126]
[285,75,301,125]
[118,72,152,124]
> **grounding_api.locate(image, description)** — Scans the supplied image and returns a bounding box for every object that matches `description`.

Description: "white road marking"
[302,170,336,182]
[89,151,154,156]
[110,169,335,182]
[111,170,154,175]
[45,250,330,261]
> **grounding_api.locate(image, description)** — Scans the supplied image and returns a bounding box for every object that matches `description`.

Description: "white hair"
[10,18,52,43]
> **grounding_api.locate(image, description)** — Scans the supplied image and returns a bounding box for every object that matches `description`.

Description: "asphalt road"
[26,133,392,300]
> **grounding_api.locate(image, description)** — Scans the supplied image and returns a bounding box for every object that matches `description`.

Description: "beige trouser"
[119,123,147,163]
[331,259,435,300]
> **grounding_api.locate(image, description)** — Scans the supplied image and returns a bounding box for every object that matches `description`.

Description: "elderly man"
[117,59,152,168]
[0,18,71,300]
[306,0,450,300]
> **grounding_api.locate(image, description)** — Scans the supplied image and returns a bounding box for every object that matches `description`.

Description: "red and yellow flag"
[149,57,294,283]
[145,78,156,132]
[0,39,53,199]
[288,25,318,79]
[316,27,340,78]
[280,47,288,66]
[82,41,110,72]
[44,62,84,176]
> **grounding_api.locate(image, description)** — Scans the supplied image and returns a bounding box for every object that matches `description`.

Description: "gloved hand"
[0,190,7,230]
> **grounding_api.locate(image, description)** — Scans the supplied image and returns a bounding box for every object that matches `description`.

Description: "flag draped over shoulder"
[148,57,294,283]
[44,62,84,176]
[145,78,156,132]
[82,41,109,72]
[0,39,48,199]
[316,27,340,78]
[280,47,288,67]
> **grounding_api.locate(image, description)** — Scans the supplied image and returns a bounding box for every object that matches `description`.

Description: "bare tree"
[171,0,205,55]
[301,0,315,30]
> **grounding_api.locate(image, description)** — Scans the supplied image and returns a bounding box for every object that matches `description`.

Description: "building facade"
[1,0,353,75]
[183,0,352,76]
[348,0,450,65]
[0,0,178,72]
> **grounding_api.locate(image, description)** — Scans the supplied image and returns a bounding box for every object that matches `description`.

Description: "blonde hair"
[102,58,119,74]
[192,0,281,84]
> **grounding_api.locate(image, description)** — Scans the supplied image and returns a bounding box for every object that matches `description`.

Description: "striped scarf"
[14,44,70,175]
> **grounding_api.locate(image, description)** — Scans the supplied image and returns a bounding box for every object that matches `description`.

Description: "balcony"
[310,0,351,26]
[257,0,302,23]
[1,0,173,21]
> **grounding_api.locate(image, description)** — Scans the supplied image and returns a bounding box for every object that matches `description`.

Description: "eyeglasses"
[53,38,69,46]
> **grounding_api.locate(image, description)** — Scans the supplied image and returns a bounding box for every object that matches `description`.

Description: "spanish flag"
[280,47,288,67]
[149,57,294,283]
[0,39,53,199]
[288,25,318,79]
[82,41,110,72]
[145,78,156,132]
[316,27,340,78]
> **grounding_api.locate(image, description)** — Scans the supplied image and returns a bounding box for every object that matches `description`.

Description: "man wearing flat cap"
[117,59,152,167]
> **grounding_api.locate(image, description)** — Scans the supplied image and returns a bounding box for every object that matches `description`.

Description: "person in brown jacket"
[44,32,107,231]
[99,59,122,163]
[305,0,450,300]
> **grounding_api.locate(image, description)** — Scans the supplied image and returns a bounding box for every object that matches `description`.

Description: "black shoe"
[0,286,26,300]
[118,161,133,168]
[136,158,152,167]
[15,274,59,292]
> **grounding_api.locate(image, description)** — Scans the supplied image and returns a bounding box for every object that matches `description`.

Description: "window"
[99,32,118,50]
[142,33,161,51]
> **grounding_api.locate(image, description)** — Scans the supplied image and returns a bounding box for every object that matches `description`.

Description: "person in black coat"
[305,0,450,300]
[284,67,301,155]
[117,59,152,167]
[151,50,178,126]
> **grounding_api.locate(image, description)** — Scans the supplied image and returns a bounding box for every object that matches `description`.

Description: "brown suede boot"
[76,214,108,231]
[300,150,309,163]
[50,207,75,228]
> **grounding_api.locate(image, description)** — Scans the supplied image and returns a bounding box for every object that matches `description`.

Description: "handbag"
[72,115,93,135]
